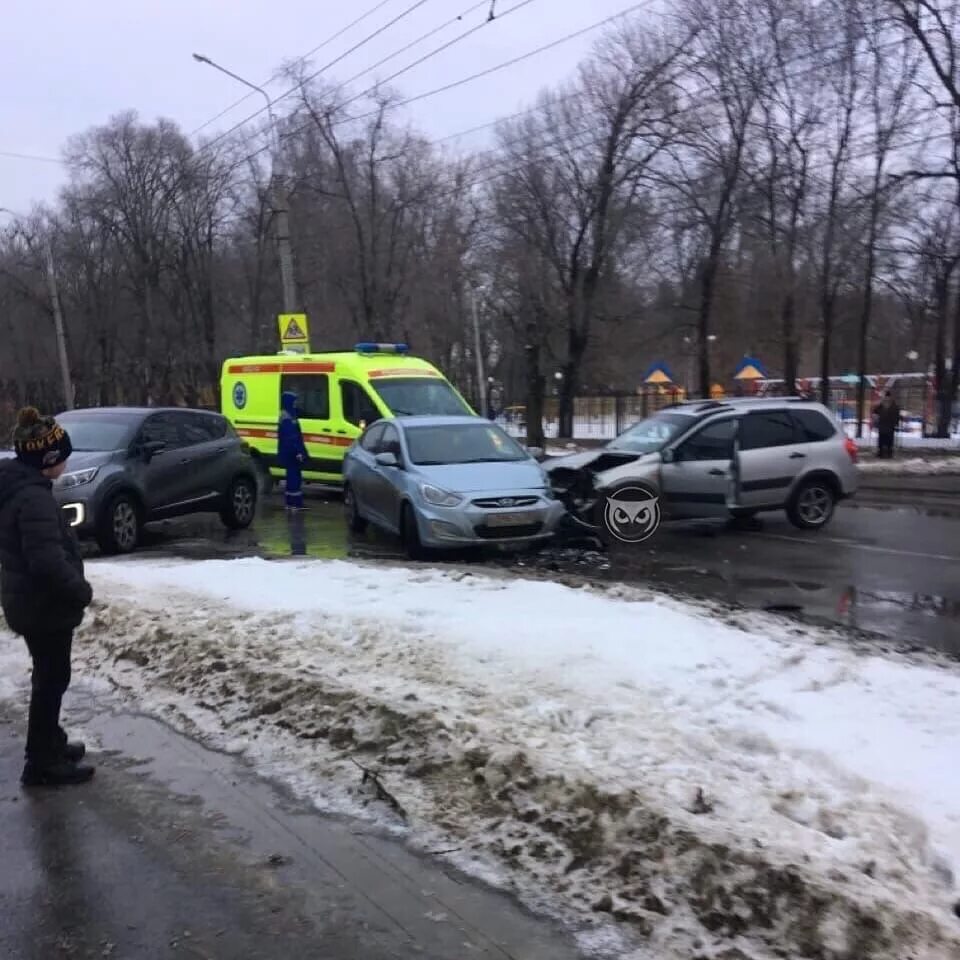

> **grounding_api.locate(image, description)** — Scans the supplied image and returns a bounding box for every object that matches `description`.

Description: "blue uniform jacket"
[278,391,308,469]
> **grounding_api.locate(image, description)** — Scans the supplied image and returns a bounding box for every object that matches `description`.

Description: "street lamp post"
[468,280,487,417]
[1,209,74,409]
[192,53,297,316]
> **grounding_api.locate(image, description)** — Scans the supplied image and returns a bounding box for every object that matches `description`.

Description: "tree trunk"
[697,262,717,400]
[855,261,875,438]
[524,335,545,450]
[820,297,834,409]
[933,274,950,438]
[557,329,587,439]
[782,291,798,395]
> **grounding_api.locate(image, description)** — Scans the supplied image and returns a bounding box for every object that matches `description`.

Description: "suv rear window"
[739,411,796,450]
[178,411,227,444]
[791,408,836,442]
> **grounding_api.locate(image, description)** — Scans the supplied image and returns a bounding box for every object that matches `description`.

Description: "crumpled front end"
[544,450,659,525]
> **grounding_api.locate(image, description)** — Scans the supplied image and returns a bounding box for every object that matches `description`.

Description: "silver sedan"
[342,416,565,558]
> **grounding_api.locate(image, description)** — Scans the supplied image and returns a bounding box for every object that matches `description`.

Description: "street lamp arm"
[192,53,272,115]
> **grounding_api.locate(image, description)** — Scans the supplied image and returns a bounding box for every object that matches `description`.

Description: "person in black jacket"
[872,391,901,459]
[0,407,95,786]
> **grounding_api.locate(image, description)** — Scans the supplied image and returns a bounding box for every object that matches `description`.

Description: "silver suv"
[51,407,259,554]
[545,397,859,530]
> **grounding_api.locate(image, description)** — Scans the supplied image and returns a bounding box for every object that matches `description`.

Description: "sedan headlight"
[420,483,462,507]
[56,467,99,490]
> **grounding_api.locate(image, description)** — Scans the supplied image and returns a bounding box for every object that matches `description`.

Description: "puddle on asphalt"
[81,494,960,657]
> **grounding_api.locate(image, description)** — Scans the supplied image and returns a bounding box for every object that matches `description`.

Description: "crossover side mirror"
[661,448,675,464]
[141,440,167,461]
[526,446,544,459]
[375,451,400,468]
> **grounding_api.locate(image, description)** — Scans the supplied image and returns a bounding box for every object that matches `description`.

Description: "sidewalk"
[0,695,581,960]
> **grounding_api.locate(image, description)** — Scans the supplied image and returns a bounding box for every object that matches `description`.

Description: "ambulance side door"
[339,380,384,443]
[279,372,333,472]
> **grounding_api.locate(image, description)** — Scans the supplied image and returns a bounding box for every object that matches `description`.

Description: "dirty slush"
[58,565,960,960]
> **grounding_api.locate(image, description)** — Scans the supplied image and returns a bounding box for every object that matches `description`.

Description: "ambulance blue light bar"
[354,342,410,355]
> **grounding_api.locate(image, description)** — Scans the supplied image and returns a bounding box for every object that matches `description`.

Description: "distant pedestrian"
[0,407,95,787]
[872,391,900,459]
[278,391,308,511]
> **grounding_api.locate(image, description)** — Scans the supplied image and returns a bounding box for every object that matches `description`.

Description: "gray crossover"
[546,397,859,530]
[51,407,259,554]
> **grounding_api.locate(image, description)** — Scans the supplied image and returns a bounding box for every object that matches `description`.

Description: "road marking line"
[752,532,956,562]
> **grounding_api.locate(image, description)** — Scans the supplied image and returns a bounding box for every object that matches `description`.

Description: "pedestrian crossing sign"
[278,313,310,352]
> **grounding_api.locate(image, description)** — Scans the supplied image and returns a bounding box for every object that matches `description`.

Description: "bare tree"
[496,20,687,435]
[853,3,921,435]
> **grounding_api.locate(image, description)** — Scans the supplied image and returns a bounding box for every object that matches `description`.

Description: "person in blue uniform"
[278,391,308,510]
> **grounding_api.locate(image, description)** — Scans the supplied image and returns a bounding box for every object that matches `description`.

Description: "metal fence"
[497,376,960,447]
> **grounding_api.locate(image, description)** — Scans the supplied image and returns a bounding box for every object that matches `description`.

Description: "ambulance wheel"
[96,493,142,555]
[343,484,367,533]
[400,502,426,561]
[221,476,258,530]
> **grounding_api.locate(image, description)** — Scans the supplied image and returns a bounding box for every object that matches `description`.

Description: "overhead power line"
[222,0,658,165]
[189,0,405,137]
[0,150,63,165]
[196,0,435,155]
[333,0,525,110]
[330,0,658,128]
[331,1,491,100]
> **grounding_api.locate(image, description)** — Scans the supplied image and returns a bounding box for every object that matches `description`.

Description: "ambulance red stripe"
[228,362,336,374]
[367,368,439,378]
[236,427,352,447]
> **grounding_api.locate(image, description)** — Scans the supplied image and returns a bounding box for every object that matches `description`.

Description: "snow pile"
[9,557,960,958]
[858,456,960,475]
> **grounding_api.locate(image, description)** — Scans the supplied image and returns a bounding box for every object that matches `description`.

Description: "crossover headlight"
[57,467,99,490]
[420,483,462,507]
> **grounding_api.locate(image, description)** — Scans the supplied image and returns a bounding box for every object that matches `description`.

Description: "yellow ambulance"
[220,343,474,485]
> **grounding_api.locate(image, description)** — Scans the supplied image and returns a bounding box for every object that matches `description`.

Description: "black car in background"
[49,407,258,554]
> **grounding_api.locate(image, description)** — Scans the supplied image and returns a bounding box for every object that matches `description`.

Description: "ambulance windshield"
[370,378,471,417]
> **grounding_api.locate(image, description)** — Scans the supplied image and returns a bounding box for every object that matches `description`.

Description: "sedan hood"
[416,460,548,493]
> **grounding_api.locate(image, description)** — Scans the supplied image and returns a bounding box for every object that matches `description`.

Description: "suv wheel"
[221,476,258,530]
[96,493,142,555]
[788,478,836,530]
[344,484,367,533]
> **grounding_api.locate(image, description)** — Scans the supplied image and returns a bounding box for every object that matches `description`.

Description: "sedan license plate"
[486,510,536,527]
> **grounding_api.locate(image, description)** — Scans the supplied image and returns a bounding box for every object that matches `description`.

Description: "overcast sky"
[1,0,654,214]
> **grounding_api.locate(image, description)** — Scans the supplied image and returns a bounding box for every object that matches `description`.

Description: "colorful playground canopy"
[642,361,675,385]
[733,356,768,380]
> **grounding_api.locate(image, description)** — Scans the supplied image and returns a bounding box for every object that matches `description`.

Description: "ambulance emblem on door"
[233,382,247,409]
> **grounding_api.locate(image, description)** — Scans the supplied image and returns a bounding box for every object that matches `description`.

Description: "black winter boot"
[21,759,95,787]
[63,741,86,762]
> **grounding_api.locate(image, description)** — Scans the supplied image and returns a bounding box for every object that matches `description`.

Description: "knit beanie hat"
[12,407,73,470]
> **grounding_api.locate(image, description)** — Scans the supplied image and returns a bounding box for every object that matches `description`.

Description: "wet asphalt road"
[0,692,581,960]
[91,477,960,657]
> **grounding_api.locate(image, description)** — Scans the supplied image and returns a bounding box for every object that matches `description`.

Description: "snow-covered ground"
[858,456,960,475]
[2,557,959,959]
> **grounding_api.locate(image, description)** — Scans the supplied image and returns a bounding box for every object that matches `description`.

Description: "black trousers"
[877,430,894,458]
[23,632,73,765]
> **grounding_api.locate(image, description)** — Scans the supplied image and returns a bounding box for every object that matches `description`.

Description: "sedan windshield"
[57,413,139,452]
[405,423,529,465]
[369,378,471,417]
[607,411,693,454]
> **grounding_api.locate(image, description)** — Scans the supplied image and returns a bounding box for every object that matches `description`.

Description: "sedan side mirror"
[375,451,400,468]
[661,448,675,464]
[526,446,544,459]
